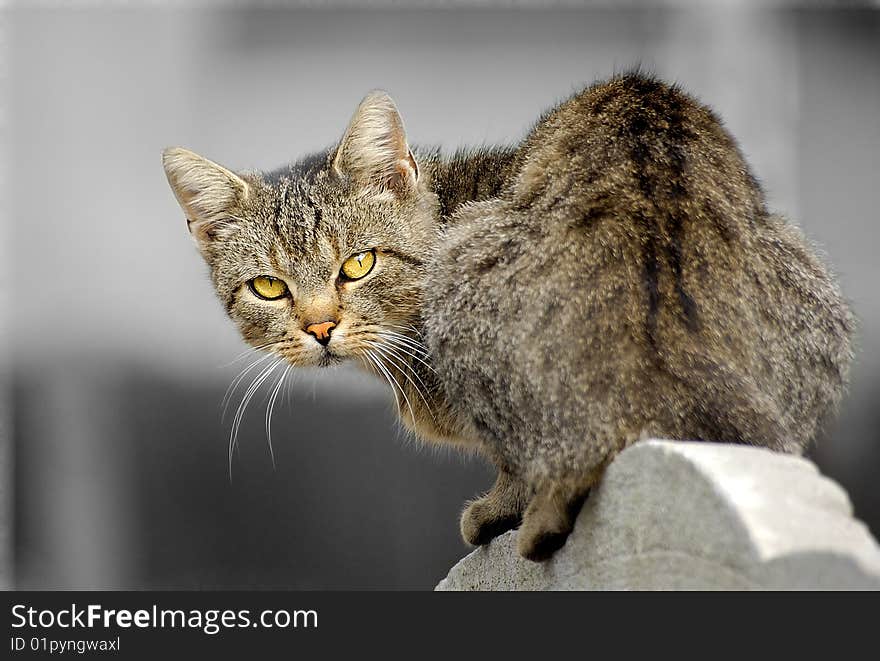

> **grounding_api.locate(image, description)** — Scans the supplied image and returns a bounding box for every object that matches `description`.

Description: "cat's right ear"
[161,147,249,250]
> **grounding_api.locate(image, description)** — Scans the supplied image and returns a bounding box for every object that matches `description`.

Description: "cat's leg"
[516,466,605,562]
[460,469,530,546]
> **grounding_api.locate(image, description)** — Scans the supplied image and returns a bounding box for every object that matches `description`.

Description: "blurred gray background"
[2,1,879,589]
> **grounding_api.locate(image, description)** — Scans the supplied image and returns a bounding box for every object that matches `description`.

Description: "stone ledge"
[436,440,880,590]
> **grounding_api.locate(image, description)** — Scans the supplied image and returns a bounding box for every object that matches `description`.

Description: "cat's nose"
[305,320,337,346]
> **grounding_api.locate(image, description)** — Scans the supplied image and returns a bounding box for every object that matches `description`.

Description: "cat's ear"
[332,91,419,198]
[162,147,249,249]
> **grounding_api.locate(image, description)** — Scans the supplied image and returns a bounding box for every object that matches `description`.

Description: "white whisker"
[379,332,435,361]
[360,353,406,442]
[377,334,437,373]
[365,348,417,427]
[380,328,430,349]
[216,340,289,368]
[265,364,290,469]
[385,323,425,338]
[362,351,399,408]
[228,357,282,480]
[366,341,437,424]
[221,351,277,420]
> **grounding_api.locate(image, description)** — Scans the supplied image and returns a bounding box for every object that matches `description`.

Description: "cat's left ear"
[332,91,419,198]
[162,147,250,250]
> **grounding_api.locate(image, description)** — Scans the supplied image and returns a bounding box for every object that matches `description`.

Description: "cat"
[162,73,854,562]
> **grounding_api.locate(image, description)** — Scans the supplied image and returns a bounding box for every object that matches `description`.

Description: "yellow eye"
[249,276,288,300]
[340,250,376,281]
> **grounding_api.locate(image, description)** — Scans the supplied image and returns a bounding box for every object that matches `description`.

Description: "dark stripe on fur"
[625,78,701,341]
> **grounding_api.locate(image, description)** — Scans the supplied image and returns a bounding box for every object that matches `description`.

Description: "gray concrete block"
[436,440,880,590]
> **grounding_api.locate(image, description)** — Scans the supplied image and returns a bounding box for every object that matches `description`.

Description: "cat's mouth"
[317,348,343,367]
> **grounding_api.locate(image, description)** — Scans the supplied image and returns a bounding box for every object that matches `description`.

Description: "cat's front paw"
[460,498,522,547]
[516,483,589,562]
[516,524,572,562]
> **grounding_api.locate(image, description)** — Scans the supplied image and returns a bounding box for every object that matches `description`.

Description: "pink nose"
[305,321,337,346]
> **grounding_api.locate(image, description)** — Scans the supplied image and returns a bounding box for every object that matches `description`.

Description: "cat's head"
[162,92,438,368]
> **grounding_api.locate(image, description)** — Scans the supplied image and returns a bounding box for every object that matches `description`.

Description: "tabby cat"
[162,74,853,561]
